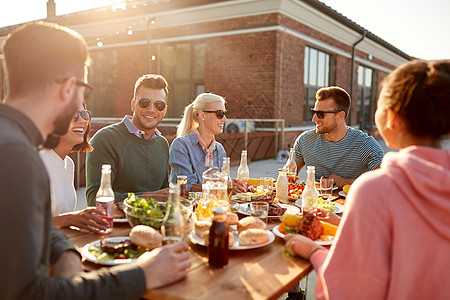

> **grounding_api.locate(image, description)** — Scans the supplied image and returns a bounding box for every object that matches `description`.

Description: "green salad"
[318,197,335,212]
[125,193,165,229]
[88,243,146,264]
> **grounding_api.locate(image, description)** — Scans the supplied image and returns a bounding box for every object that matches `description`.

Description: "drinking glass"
[260,177,274,195]
[250,201,269,224]
[320,178,334,199]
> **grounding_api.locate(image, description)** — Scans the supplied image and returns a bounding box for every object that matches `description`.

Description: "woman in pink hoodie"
[285,59,450,300]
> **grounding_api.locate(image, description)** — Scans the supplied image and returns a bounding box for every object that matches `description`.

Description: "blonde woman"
[169,93,227,189]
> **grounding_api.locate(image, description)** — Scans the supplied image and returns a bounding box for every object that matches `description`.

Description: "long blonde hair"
[176,93,226,137]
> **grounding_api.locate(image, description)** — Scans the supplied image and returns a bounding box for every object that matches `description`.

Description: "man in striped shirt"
[293,86,384,188]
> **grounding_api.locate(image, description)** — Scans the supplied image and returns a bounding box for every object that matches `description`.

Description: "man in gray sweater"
[0,21,190,300]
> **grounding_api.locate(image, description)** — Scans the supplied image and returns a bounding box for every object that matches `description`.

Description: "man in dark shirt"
[0,21,190,300]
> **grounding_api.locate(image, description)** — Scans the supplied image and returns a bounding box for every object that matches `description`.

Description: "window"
[159,42,205,118]
[357,65,375,132]
[303,46,332,122]
[86,50,117,117]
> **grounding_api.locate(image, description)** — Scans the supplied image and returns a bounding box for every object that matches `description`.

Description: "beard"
[52,93,79,136]
[315,119,338,135]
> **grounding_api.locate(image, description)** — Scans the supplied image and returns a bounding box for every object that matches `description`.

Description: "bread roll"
[129,225,162,250]
[228,232,235,247]
[195,221,212,240]
[237,216,266,232]
[239,228,270,246]
[226,212,239,226]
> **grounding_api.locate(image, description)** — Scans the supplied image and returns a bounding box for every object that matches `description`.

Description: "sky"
[0,0,449,60]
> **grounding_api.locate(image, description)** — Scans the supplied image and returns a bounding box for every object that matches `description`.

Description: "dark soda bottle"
[208,207,229,268]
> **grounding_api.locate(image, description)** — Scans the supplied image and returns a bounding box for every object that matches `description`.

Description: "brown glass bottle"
[208,207,229,268]
[177,175,189,198]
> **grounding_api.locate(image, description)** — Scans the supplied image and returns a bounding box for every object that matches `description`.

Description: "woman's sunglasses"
[203,110,228,119]
[137,98,166,111]
[73,110,92,122]
[310,109,342,119]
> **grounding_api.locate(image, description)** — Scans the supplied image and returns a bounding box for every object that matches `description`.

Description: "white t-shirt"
[39,149,77,216]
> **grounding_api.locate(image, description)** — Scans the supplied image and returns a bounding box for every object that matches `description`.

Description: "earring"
[387,121,391,129]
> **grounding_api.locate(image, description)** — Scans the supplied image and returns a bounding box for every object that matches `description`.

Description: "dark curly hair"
[43,102,93,152]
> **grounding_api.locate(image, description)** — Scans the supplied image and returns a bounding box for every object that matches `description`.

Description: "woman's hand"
[284,234,322,260]
[53,207,109,233]
[312,207,341,226]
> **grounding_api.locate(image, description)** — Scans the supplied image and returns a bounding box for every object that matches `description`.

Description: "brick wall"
[204,32,278,119]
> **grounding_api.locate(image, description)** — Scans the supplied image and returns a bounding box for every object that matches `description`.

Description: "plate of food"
[189,229,275,250]
[295,198,344,214]
[237,203,299,219]
[113,203,129,223]
[272,225,333,246]
[81,225,163,265]
[81,237,146,266]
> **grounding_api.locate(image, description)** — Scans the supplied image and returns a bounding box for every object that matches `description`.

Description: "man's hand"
[51,250,82,278]
[136,242,191,290]
[329,174,355,188]
[142,188,170,202]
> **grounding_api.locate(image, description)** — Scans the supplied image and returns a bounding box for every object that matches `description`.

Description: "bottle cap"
[212,207,226,215]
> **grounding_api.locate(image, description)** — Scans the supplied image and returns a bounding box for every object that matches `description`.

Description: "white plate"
[189,229,275,250]
[272,225,333,246]
[237,203,300,218]
[113,218,128,223]
[338,191,347,197]
[81,237,135,266]
[294,199,344,214]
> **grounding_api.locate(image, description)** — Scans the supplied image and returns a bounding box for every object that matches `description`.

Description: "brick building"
[0,0,411,149]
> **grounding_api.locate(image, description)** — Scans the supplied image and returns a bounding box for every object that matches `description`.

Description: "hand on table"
[284,234,322,260]
[53,207,110,233]
[51,250,82,278]
[142,188,170,202]
[136,242,191,290]
[312,207,341,226]
[328,174,355,189]
[232,179,248,193]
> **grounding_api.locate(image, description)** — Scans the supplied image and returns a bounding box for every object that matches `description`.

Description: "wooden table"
[62,219,312,300]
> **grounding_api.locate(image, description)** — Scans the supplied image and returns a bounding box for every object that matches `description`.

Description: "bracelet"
[309,247,326,260]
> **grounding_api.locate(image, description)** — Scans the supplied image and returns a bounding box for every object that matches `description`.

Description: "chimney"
[47,0,56,18]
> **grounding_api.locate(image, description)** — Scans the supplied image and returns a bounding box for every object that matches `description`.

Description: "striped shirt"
[293,127,384,180]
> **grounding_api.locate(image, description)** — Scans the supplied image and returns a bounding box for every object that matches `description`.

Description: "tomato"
[279,223,286,234]
[117,254,127,259]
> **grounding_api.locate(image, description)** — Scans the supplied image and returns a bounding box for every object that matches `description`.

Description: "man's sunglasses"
[73,110,92,122]
[311,109,342,119]
[75,79,94,99]
[56,78,93,99]
[136,98,166,111]
[203,110,228,119]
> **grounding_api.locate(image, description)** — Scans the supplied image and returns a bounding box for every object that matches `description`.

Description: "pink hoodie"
[311,146,450,300]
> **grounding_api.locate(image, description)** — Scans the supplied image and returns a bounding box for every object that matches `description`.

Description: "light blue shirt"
[294,127,384,180]
[122,115,161,139]
[169,131,226,189]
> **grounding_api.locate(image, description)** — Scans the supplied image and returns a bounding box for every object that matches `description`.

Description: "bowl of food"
[124,193,166,229]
